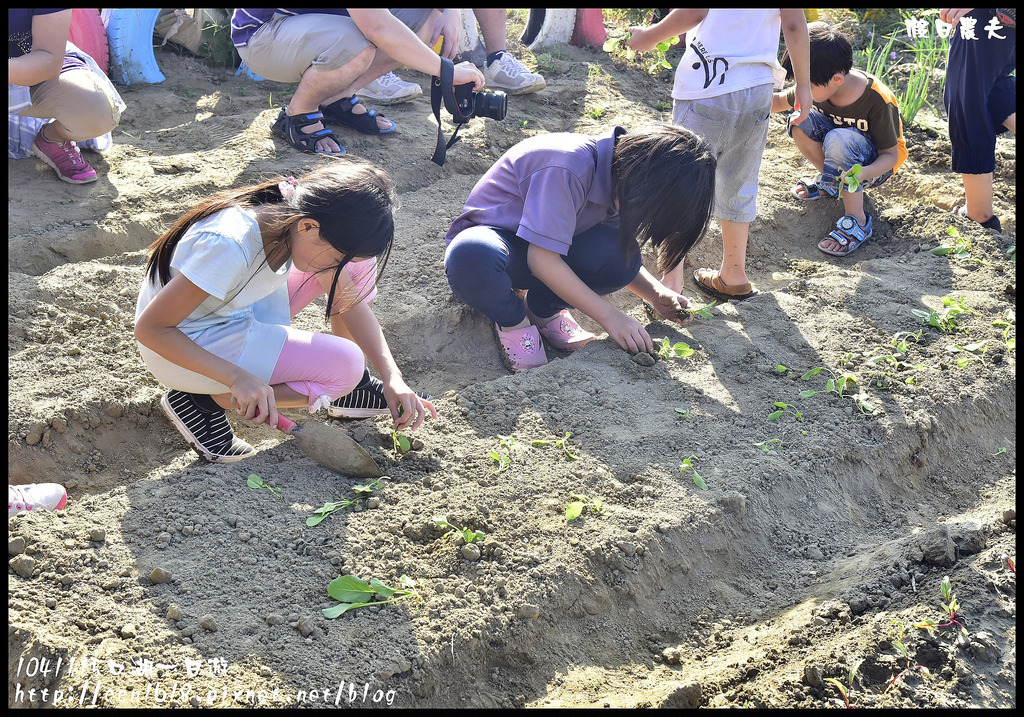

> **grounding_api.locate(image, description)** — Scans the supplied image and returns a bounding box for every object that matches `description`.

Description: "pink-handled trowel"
[271,413,382,479]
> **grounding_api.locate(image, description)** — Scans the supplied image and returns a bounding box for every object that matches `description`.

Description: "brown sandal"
[692,269,758,301]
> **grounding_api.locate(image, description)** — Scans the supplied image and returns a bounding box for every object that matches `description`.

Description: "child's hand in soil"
[384,379,438,431]
[602,310,654,355]
[651,291,694,325]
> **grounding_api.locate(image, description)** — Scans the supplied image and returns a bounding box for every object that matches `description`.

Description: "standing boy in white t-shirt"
[628,9,811,302]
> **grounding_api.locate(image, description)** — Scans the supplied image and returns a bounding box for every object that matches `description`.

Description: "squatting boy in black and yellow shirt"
[773,22,906,256]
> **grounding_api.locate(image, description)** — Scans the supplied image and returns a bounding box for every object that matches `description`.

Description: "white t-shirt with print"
[672,9,788,101]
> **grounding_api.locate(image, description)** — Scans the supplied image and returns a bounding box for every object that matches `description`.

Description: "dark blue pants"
[944,9,1016,174]
[444,223,641,327]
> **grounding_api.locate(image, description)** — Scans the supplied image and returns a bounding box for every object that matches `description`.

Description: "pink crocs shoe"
[537,310,597,352]
[494,323,548,372]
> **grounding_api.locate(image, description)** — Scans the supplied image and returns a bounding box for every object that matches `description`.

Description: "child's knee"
[444,234,504,279]
[821,129,868,166]
[304,334,366,399]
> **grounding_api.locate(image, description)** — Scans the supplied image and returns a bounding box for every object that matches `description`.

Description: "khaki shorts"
[238,9,433,83]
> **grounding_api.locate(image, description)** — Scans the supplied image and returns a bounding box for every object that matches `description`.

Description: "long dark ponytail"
[145,156,397,319]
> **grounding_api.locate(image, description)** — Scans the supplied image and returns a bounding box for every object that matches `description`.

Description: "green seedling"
[306,479,383,527]
[839,163,863,195]
[586,106,606,120]
[691,300,718,319]
[914,575,965,632]
[796,366,858,400]
[884,618,923,694]
[992,310,1015,352]
[433,516,486,544]
[775,364,792,375]
[534,52,555,72]
[680,455,707,490]
[566,493,605,521]
[946,339,989,368]
[657,337,695,360]
[992,447,1007,457]
[392,429,412,454]
[603,32,679,75]
[489,435,516,474]
[824,658,862,709]
[892,329,924,353]
[322,574,420,618]
[247,473,281,496]
[754,439,781,453]
[931,226,971,258]
[674,407,690,418]
[766,402,803,422]
[532,432,577,460]
[912,295,978,333]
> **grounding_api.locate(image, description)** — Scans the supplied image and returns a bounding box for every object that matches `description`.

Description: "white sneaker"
[9,483,68,517]
[359,72,422,105]
[483,52,546,95]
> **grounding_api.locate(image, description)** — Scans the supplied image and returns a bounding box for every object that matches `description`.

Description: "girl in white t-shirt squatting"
[135,158,435,463]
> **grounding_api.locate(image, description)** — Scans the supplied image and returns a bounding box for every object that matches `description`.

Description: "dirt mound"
[9,36,1015,709]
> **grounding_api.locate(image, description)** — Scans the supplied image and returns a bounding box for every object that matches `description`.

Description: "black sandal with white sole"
[320,96,397,135]
[271,109,346,156]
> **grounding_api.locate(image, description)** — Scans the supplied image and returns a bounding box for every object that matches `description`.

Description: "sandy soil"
[8,30,1016,709]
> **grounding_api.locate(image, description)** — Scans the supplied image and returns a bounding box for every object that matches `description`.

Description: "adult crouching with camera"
[231,8,485,156]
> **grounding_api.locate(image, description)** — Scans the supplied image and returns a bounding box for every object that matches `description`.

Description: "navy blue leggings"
[444,223,642,327]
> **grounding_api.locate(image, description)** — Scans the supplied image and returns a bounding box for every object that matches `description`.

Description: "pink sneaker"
[537,310,597,351]
[494,323,548,371]
[9,483,68,517]
[32,130,98,184]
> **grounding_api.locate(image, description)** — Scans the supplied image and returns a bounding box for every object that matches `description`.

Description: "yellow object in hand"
[431,36,444,55]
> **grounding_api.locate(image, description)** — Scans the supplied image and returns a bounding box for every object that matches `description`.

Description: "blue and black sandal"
[819,213,873,256]
[320,96,397,135]
[791,174,839,201]
[271,109,346,156]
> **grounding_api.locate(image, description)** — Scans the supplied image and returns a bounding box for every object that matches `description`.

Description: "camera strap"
[431,57,466,167]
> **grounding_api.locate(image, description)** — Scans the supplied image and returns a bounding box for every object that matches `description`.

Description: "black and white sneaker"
[160,390,255,463]
[328,375,432,419]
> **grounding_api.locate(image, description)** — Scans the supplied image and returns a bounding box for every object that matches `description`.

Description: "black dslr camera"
[449,80,507,123]
[431,57,507,166]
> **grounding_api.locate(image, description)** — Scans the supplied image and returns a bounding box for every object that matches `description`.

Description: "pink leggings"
[268,266,375,411]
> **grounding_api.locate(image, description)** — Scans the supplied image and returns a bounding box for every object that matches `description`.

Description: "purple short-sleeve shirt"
[445,126,624,255]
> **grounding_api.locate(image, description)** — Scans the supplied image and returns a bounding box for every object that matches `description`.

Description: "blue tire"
[106,8,165,85]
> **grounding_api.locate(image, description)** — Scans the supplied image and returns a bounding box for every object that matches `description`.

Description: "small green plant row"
[307,480,383,527]
[772,364,877,416]
[248,472,384,526]
[829,576,966,703]
[911,295,979,333]
[491,432,578,474]
[930,225,991,265]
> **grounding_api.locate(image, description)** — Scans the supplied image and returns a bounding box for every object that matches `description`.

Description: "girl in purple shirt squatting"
[444,123,716,371]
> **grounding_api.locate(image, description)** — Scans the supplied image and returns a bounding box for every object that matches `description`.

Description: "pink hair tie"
[278,177,297,201]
